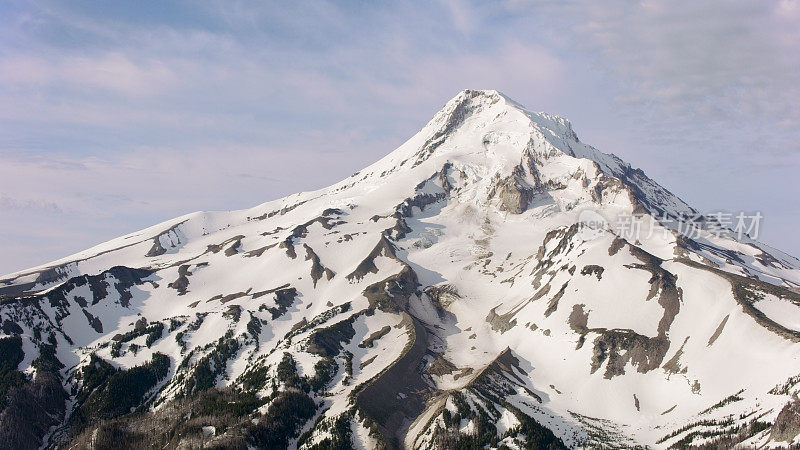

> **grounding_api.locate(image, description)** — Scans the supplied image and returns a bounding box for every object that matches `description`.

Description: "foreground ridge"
[1,89,800,449]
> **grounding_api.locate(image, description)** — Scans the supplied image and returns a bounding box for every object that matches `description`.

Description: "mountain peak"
[409,89,583,169]
[441,89,578,141]
[445,88,507,107]
[345,89,626,217]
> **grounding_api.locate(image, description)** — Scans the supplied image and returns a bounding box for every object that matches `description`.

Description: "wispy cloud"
[0,53,177,95]
[534,0,800,132]
[0,0,797,274]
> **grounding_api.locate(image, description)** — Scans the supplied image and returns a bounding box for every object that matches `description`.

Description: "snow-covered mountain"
[2,89,800,449]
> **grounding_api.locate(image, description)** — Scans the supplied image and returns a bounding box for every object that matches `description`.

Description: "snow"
[495,408,520,435]
[2,89,800,449]
[754,294,800,331]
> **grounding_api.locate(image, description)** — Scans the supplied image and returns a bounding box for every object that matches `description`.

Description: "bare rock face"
[491,174,534,214]
[771,397,800,442]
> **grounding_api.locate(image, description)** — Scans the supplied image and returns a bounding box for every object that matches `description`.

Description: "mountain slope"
[2,89,800,449]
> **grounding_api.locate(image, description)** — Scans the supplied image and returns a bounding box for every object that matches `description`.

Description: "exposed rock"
[486,306,518,333]
[608,237,626,256]
[544,282,569,317]
[219,290,251,304]
[427,354,458,376]
[251,283,291,299]
[145,220,187,257]
[223,239,241,256]
[385,215,413,240]
[354,314,430,448]
[580,265,605,280]
[359,355,378,370]
[423,284,461,310]
[707,314,729,346]
[167,265,191,295]
[346,234,401,282]
[395,192,446,218]
[359,325,391,349]
[279,239,297,259]
[772,396,800,442]
[243,242,278,258]
[361,265,419,313]
[134,317,147,331]
[0,320,22,335]
[591,330,670,379]
[662,337,689,376]
[568,304,589,334]
[307,317,356,357]
[303,244,333,287]
[489,170,534,214]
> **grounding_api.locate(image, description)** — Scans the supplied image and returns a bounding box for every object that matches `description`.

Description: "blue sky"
[1,0,799,275]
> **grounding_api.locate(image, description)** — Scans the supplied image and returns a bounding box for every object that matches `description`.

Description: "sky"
[0,0,799,275]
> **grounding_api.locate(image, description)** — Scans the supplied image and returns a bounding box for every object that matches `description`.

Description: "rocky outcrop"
[361,265,419,313]
[772,396,800,443]
[303,244,334,287]
[489,172,534,214]
[346,234,402,282]
[395,192,447,218]
[486,306,518,333]
[355,314,430,449]
[411,348,565,450]
[307,317,356,357]
[167,264,192,295]
[580,264,605,280]
[590,330,670,379]
[146,221,187,257]
[423,284,461,310]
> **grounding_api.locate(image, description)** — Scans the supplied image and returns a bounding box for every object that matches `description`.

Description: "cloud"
[534,0,800,129]
[441,0,476,35]
[0,142,374,217]
[0,1,570,151]
[0,0,797,274]
[0,53,177,96]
